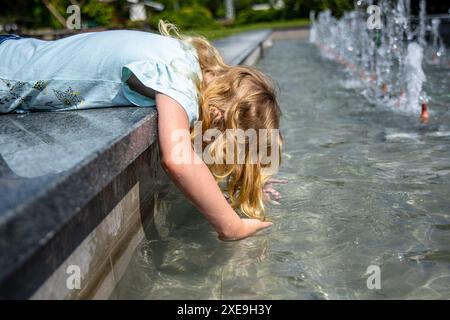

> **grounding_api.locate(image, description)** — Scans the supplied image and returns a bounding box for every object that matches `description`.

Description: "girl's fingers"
[259,221,274,229]
[268,178,288,184]
[264,193,281,205]
[263,188,281,203]
[263,179,287,204]
[265,187,281,199]
[263,182,273,190]
[271,191,281,200]
[240,219,274,238]
[263,178,287,204]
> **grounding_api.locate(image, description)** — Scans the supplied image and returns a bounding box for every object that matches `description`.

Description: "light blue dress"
[0,30,202,126]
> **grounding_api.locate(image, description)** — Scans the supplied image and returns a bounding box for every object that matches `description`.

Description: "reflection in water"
[113,40,450,299]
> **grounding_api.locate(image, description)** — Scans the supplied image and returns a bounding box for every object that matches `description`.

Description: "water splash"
[418,0,427,47]
[310,0,446,117]
[405,43,426,113]
[429,18,446,64]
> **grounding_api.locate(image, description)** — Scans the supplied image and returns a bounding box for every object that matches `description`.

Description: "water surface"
[113,39,450,299]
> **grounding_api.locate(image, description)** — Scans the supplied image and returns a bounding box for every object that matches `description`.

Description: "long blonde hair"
[158,20,282,221]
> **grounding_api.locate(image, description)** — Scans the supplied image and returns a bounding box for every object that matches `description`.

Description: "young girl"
[0,21,284,240]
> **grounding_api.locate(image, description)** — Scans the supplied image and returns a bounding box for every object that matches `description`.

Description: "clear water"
[112,39,450,299]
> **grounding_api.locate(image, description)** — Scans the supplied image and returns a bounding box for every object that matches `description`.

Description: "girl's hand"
[219,219,273,241]
[263,178,288,205]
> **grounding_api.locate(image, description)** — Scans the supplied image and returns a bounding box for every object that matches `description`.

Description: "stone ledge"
[214,29,272,65]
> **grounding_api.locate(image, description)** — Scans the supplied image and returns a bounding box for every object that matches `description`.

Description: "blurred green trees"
[3,0,447,31]
[2,0,129,29]
[149,3,219,29]
[2,0,355,30]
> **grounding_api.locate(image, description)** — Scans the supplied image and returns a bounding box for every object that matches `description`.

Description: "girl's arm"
[155,92,273,240]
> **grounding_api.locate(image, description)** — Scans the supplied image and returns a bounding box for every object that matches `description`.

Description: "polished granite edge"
[0,144,169,299]
[0,29,273,296]
[0,108,157,220]
[0,108,158,289]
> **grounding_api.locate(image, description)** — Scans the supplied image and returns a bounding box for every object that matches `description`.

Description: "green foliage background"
[1,0,448,31]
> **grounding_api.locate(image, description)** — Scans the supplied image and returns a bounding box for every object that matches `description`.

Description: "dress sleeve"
[121,59,200,126]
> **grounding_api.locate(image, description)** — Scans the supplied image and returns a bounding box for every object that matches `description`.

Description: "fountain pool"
[110,35,450,299]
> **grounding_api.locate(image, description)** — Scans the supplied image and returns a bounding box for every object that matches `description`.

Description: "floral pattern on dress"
[32,80,49,91]
[0,78,84,111]
[0,79,26,106]
[53,87,84,107]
